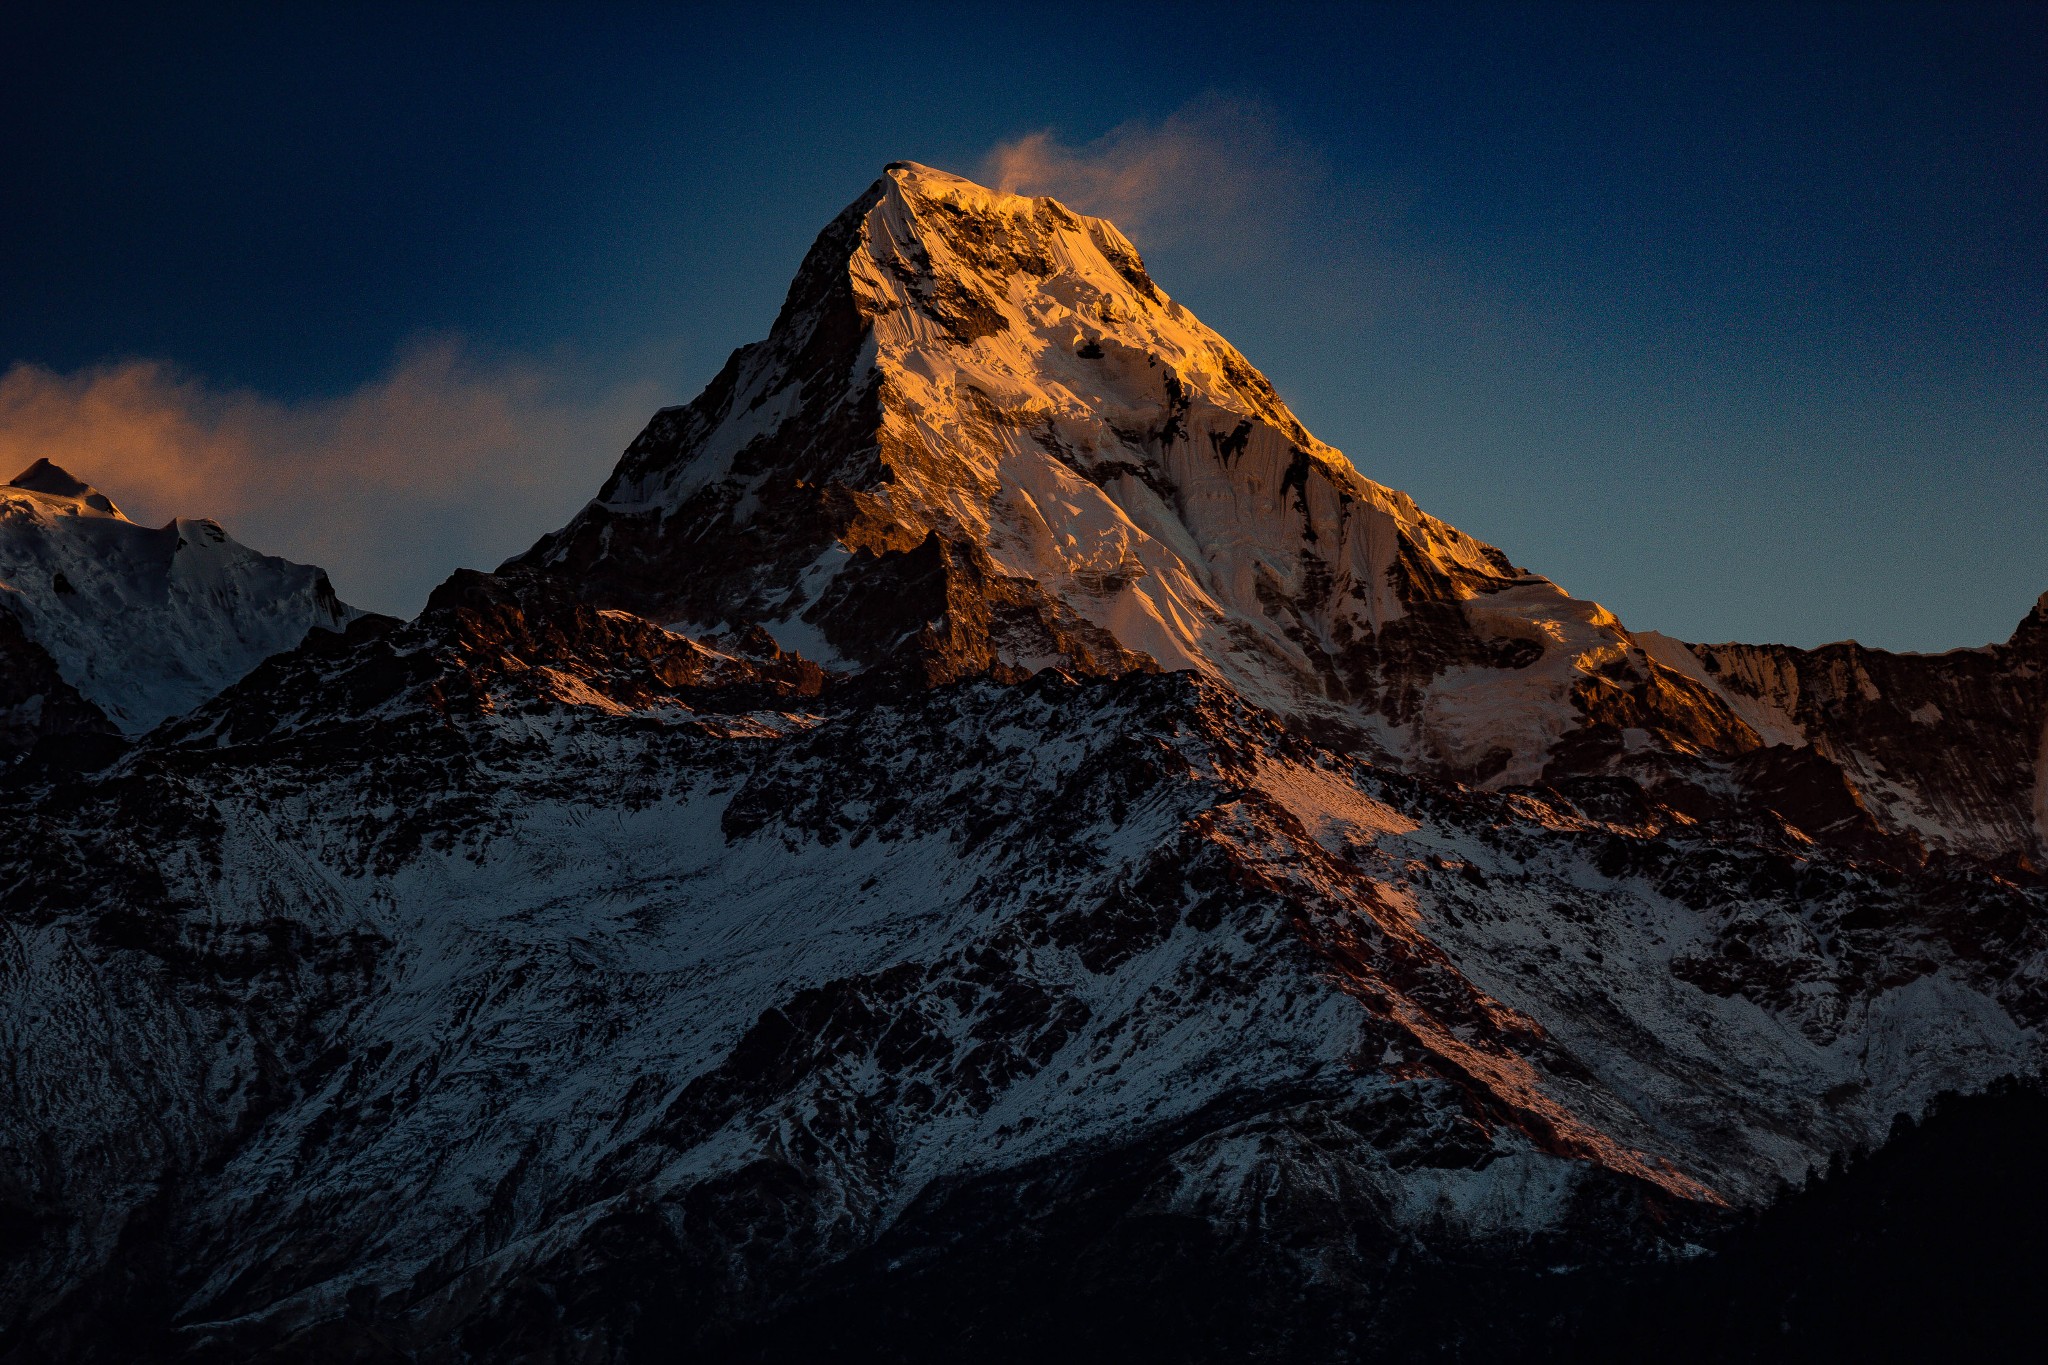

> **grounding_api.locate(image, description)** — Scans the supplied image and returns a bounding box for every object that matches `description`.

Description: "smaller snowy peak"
[1,470,361,735]
[8,458,126,518]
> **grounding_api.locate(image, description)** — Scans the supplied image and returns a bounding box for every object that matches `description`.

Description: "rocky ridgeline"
[2,166,2045,1362]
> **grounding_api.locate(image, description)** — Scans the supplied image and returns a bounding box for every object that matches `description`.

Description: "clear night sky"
[4,2,2043,649]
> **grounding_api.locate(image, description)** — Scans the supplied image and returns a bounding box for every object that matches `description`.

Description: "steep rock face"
[514,165,1755,788]
[515,165,2048,870]
[0,612,113,753]
[0,460,360,739]
[1638,596,2048,865]
[1,575,825,1355]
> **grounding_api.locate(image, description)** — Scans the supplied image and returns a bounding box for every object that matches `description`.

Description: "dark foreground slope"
[1564,1078,2048,1363]
[703,1079,2048,1365]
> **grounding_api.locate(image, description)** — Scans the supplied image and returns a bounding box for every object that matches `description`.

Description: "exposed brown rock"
[1691,594,2048,865]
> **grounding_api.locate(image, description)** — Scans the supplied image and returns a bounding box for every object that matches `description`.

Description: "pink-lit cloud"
[0,341,661,616]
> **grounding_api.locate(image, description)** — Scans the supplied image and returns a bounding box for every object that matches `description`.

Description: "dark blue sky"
[5,2,2043,646]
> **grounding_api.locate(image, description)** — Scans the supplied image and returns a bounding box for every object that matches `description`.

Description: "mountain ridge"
[512,165,1756,781]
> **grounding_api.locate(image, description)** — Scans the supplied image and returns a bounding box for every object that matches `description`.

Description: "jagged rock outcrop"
[1653,596,2048,867]
[0,612,113,754]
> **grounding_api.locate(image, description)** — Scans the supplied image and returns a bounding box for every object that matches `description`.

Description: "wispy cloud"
[977,96,1326,256]
[0,341,661,617]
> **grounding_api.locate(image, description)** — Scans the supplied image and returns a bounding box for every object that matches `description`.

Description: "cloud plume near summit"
[977,96,1324,255]
[0,342,660,616]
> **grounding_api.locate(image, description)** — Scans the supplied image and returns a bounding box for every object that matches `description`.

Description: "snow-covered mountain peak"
[510,165,2041,858]
[519,165,1767,788]
[0,468,362,736]
[8,458,128,519]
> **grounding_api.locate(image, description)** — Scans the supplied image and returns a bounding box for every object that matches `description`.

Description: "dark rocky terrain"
[3,164,2043,1363]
